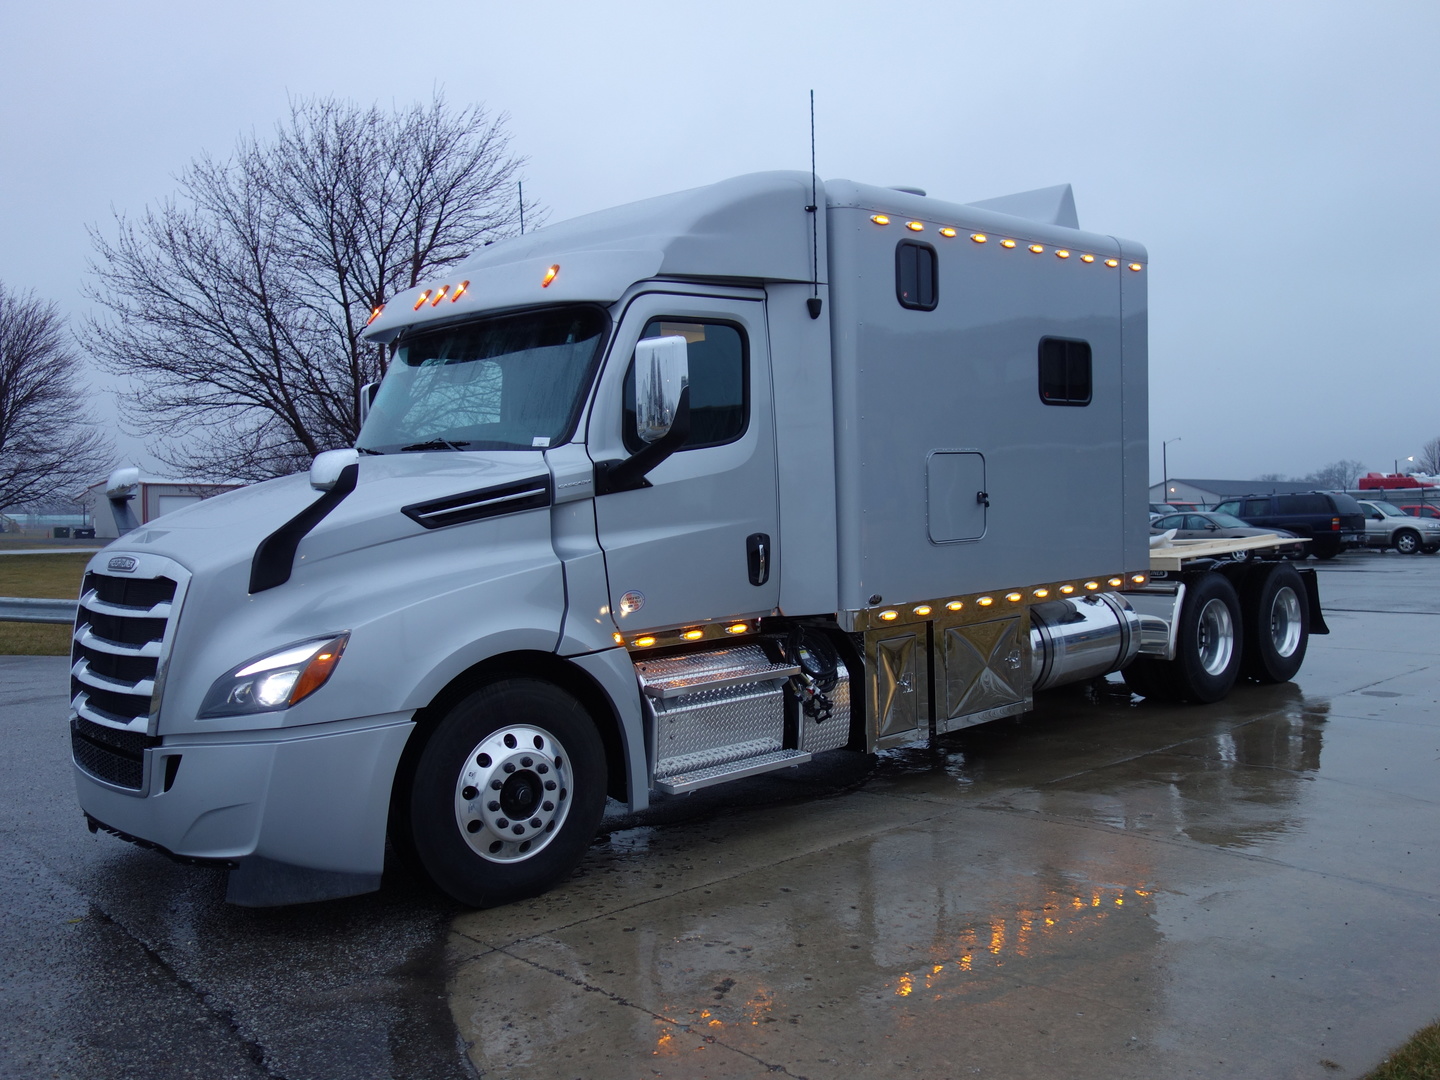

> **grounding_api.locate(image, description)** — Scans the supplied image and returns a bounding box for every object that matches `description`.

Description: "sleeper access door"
[588,291,781,638]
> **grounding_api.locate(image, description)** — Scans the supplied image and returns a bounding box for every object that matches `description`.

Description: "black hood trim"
[402,475,552,530]
[249,464,360,594]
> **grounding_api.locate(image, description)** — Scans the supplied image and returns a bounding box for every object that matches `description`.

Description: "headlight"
[199,633,349,718]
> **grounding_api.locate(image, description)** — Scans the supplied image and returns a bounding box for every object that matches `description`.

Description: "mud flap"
[1296,567,1329,635]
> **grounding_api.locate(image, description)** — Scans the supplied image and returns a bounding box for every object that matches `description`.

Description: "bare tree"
[84,95,541,481]
[1417,437,1440,475]
[1254,472,1288,482]
[0,284,112,509]
[1303,459,1367,491]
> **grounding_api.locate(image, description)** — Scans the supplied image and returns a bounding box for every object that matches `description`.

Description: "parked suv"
[1357,499,1440,555]
[1210,491,1366,559]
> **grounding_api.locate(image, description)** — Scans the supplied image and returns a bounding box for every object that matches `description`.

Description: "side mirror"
[358,381,379,425]
[311,448,360,491]
[633,336,689,444]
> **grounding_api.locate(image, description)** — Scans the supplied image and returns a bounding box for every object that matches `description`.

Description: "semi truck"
[69,172,1326,907]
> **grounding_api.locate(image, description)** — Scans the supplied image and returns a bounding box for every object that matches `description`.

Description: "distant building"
[78,474,244,539]
[1151,478,1319,506]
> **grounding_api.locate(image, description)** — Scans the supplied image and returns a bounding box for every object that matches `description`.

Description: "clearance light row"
[870,215,1142,271]
[614,620,755,650]
[875,574,1148,622]
[365,264,563,327]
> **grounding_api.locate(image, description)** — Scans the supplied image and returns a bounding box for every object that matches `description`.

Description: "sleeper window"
[623,320,747,452]
[896,241,938,310]
[1038,337,1092,406]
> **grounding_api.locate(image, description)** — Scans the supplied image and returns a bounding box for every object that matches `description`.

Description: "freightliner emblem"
[107,556,138,573]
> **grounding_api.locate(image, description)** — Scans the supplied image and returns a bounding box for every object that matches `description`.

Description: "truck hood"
[105,451,552,577]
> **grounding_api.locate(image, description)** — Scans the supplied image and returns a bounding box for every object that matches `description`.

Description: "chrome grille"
[70,556,188,790]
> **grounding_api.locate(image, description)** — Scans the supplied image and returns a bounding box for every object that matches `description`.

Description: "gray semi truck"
[69,172,1324,906]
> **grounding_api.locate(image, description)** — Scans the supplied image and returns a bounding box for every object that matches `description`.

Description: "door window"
[622,319,747,452]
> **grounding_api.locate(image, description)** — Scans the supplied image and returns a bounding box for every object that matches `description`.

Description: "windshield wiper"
[355,445,383,455]
[399,439,470,452]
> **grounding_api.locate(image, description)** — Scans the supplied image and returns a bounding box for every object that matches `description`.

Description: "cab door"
[588,291,779,637]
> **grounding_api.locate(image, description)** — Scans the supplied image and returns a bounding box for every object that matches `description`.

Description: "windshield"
[1373,502,1406,517]
[357,307,608,453]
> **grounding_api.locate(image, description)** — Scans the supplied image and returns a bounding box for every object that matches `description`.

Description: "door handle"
[747,533,770,586]
[976,490,990,508]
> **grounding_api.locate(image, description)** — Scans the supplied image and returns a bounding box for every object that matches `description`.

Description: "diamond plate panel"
[797,662,852,754]
[649,681,785,780]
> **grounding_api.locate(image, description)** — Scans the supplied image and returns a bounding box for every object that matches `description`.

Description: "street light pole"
[1162,437,1181,504]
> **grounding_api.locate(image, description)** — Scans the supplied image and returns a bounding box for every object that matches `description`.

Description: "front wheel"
[1394,529,1422,555]
[405,678,606,908]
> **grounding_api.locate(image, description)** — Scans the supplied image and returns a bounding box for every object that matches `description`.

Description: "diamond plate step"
[635,644,798,700]
[655,749,813,794]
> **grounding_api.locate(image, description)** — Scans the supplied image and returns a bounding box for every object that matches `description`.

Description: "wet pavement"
[1,551,1436,1078]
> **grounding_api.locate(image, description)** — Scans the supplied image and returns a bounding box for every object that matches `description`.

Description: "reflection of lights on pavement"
[896,974,914,996]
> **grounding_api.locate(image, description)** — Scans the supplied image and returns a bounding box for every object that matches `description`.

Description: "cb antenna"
[518,181,525,235]
[805,90,823,320]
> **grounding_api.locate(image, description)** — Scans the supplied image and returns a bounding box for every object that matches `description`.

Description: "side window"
[623,319,747,453]
[1243,498,1270,516]
[1038,337,1092,406]
[895,241,938,310]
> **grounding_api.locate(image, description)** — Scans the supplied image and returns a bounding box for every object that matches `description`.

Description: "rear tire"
[1309,537,1339,560]
[404,678,606,908]
[1147,573,1244,703]
[1240,564,1309,684]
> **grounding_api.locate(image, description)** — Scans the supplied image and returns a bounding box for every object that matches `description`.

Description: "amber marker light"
[1033,588,1050,599]
[542,264,560,287]
[971,233,987,243]
[906,221,925,232]
[1131,573,1148,585]
[682,629,704,641]
[633,636,657,648]
[945,600,963,611]
[726,622,750,635]
[1084,581,1100,591]
[1108,577,1124,588]
[1029,244,1044,254]
[1081,254,1095,263]
[871,214,891,225]
[1128,263,1143,272]
[1055,249,1071,259]
[913,604,933,616]
[450,280,469,301]
[1105,259,1120,267]
[430,285,449,306]
[612,632,624,646]
[366,305,384,325]
[1006,592,1023,603]
[939,227,957,238]
[1000,239,1017,249]
[879,609,899,622]
[1059,584,1076,595]
[977,596,994,607]
[413,291,431,310]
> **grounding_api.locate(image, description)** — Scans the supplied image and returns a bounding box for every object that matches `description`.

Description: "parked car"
[1150,511,1306,560]
[1209,491,1366,559]
[1400,504,1440,520]
[1356,499,1440,555]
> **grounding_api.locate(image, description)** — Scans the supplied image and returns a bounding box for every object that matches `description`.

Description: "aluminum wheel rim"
[1196,597,1235,676]
[454,724,571,863]
[1269,586,1303,658]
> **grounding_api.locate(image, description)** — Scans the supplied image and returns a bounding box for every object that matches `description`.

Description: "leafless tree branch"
[83,93,537,481]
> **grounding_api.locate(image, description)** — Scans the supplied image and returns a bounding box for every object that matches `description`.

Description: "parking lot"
[3,551,1437,1079]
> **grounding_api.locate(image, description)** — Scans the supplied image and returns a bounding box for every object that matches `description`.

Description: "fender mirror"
[358,381,379,425]
[633,336,689,443]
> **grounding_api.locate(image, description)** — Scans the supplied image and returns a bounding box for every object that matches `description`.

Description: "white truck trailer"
[68,173,1326,906]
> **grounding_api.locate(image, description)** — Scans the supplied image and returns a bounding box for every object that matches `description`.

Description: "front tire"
[406,678,606,908]
[1394,529,1421,555]
[1240,564,1309,683]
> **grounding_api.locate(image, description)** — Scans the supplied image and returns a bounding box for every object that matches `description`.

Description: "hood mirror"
[310,448,360,491]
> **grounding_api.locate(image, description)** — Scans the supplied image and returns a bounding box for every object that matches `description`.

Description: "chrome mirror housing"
[634,336,689,444]
[310,448,360,491]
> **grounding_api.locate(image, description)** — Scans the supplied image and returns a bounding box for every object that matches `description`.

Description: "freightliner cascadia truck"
[70,172,1326,906]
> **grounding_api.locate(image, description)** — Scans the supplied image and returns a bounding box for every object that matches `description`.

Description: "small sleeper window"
[896,241,938,310]
[1038,337,1092,406]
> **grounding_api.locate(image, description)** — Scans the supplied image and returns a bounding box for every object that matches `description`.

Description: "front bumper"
[75,713,415,905]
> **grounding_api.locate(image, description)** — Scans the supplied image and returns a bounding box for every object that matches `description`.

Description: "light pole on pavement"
[1163,438,1181,504]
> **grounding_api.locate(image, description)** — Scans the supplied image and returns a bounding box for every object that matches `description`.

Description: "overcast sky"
[2,1,1436,484]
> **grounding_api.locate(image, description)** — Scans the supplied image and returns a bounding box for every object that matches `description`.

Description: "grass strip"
[1365,1020,1440,1080]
